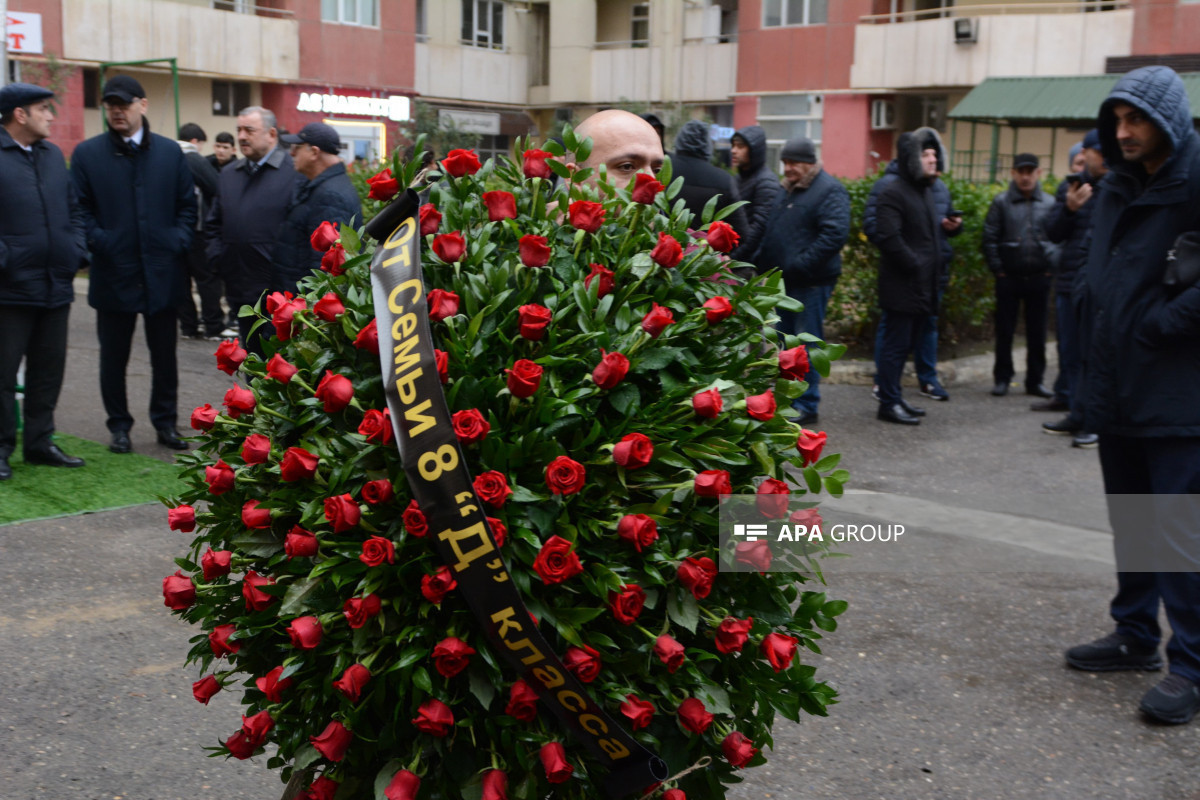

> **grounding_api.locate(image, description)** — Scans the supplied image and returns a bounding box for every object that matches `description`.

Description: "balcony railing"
[860,0,1129,24]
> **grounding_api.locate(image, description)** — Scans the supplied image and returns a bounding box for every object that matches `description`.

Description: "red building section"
[1130,0,1200,55]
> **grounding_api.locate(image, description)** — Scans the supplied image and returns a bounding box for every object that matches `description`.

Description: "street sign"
[6,11,43,55]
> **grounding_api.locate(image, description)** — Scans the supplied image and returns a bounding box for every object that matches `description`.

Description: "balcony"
[415,42,530,106]
[590,41,737,105]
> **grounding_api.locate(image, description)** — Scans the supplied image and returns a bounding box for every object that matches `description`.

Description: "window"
[321,0,379,26]
[416,0,428,41]
[212,0,253,12]
[462,0,504,49]
[757,94,824,167]
[83,68,100,109]
[476,134,510,163]
[213,81,253,116]
[763,0,826,27]
[631,4,650,47]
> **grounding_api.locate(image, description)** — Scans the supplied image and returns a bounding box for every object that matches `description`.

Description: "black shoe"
[1026,383,1054,398]
[156,428,189,450]
[1043,416,1082,436]
[1072,433,1099,449]
[919,382,950,401]
[877,403,921,425]
[898,398,926,417]
[1140,674,1200,724]
[110,431,132,454]
[991,382,1009,396]
[1031,398,1069,412]
[797,410,819,426]
[0,455,11,480]
[1065,632,1162,672]
[24,444,86,468]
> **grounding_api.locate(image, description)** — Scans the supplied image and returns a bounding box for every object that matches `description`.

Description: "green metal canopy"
[949,74,1200,125]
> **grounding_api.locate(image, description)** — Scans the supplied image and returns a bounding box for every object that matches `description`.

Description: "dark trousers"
[875,309,923,407]
[874,289,944,388]
[1052,291,1085,421]
[96,308,178,433]
[177,239,225,336]
[1099,434,1200,682]
[0,304,70,457]
[775,283,833,416]
[993,273,1050,388]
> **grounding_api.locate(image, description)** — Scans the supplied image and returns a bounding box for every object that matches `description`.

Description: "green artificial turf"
[0,434,180,526]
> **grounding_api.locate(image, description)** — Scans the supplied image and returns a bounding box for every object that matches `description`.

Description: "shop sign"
[438,109,501,135]
[5,11,44,54]
[297,92,411,122]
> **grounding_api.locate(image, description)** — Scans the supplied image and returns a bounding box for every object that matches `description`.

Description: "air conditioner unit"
[954,17,978,44]
[870,99,897,131]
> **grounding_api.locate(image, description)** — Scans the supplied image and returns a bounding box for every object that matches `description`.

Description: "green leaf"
[698,680,733,715]
[607,383,640,416]
[412,666,432,694]
[667,591,699,633]
[340,224,362,255]
[374,760,403,800]
[802,466,821,493]
[279,575,322,615]
[292,743,321,770]
[813,453,842,472]
[468,667,496,710]
[638,347,682,371]
[822,599,849,617]
[700,193,720,225]
[809,347,831,378]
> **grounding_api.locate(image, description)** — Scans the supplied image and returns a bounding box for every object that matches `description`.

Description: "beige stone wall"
[83,72,262,144]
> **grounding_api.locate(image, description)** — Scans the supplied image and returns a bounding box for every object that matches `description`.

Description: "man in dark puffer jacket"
[671,120,748,242]
[729,125,781,265]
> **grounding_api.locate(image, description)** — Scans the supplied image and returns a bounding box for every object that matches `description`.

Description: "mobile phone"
[947,209,964,219]
[1066,175,1083,186]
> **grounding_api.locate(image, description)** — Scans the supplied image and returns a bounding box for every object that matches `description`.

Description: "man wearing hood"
[671,119,748,244]
[175,123,223,341]
[1063,66,1200,725]
[729,125,782,266]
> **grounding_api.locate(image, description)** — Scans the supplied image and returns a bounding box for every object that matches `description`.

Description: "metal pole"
[948,119,957,174]
[1049,126,1057,176]
[989,123,1000,183]
[969,121,977,182]
[171,58,179,137]
[1,0,9,89]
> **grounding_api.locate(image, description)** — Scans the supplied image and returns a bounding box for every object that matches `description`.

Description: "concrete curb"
[827,343,1056,388]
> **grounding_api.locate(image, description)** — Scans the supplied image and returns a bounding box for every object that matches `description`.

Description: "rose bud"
[664,789,687,800]
[517,303,553,340]
[280,446,319,481]
[241,433,271,464]
[797,428,828,466]
[620,695,655,731]
[241,710,274,746]
[366,167,399,201]
[641,302,676,337]
[384,770,421,800]
[761,631,799,672]
[192,675,221,705]
[435,348,449,383]
[315,370,355,413]
[265,353,298,383]
[518,234,551,267]
[736,540,773,572]
[506,679,539,721]
[284,525,318,559]
[694,469,732,497]
[441,147,482,177]
[321,244,347,275]
[677,556,717,599]
[205,460,235,495]
[201,547,233,580]
[190,403,217,431]
[264,290,290,315]
[270,295,307,341]
[427,288,460,321]
[692,388,723,418]
[324,493,362,533]
[403,499,428,536]
[756,477,790,519]
[790,507,823,530]
[452,408,490,445]
[609,584,646,625]
[563,644,602,682]
[162,570,196,611]
[473,470,513,508]
[241,499,271,529]
[310,720,353,762]
[506,359,543,398]
[242,570,276,612]
[545,455,585,495]
[432,231,466,263]
[703,295,735,324]
[225,730,255,760]
[481,769,508,800]
[655,634,686,674]
[533,535,584,585]
[613,432,653,469]
[539,742,575,784]
[487,516,507,547]
[362,479,394,506]
[214,339,247,375]
[592,349,630,389]
[722,731,759,768]
[677,697,713,734]
[419,202,442,236]
[746,389,776,421]
[310,220,339,251]
[223,384,256,419]
[354,318,379,354]
[650,232,683,267]
[342,593,382,629]
[584,262,615,298]
[631,172,665,204]
[617,513,658,552]
[313,292,345,322]
[167,504,196,532]
[333,664,371,702]
[209,623,239,658]
[255,666,293,703]
[779,344,811,381]
[482,190,518,221]
[714,616,755,654]
[287,616,323,650]
[413,698,454,737]
[307,776,339,800]
[421,565,457,605]
[568,200,606,233]
[523,148,553,179]
[359,535,395,567]
[706,219,740,253]
[432,636,476,678]
[357,408,394,445]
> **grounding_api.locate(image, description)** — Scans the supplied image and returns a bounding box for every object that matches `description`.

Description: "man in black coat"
[729,125,781,267]
[71,75,197,454]
[0,83,88,479]
[671,120,748,241]
[176,122,224,340]
[207,130,238,172]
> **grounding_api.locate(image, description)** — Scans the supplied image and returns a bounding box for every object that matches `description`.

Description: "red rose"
[360,535,395,567]
[427,288,461,321]
[432,231,466,263]
[162,570,195,610]
[223,384,255,418]
[342,593,382,629]
[310,220,339,251]
[285,525,318,559]
[736,539,773,572]
[568,200,606,233]
[209,623,239,658]
[506,359,543,398]
[474,470,513,508]
[519,234,551,267]
[201,547,232,579]
[722,731,759,768]
[677,556,717,599]
[241,433,271,464]
[270,294,307,341]
[563,644,602,682]
[419,202,442,236]
[435,348,449,383]
[518,303,552,340]
[452,408,490,444]
[761,631,799,672]
[797,428,827,465]
[316,370,355,413]
[694,469,732,497]
[313,292,345,322]
[192,675,221,705]
[584,263,615,298]
[790,507,823,529]
[592,349,630,389]
[325,493,361,533]
[523,148,553,179]
[361,478,394,505]
[613,432,653,469]
[441,148,482,177]
[540,742,574,784]
[191,403,217,431]
[306,776,340,800]
[482,190,518,221]
[167,505,195,532]
[280,446,319,481]
[677,697,713,734]
[333,664,371,702]
[664,790,686,800]
[703,295,735,324]
[241,570,276,611]
[241,709,274,746]
[413,698,455,737]
[650,232,683,267]
[241,499,271,529]
[779,345,811,381]
[487,516,507,547]
[641,303,676,337]
[321,244,347,275]
[620,695,655,730]
[545,455,586,495]
[205,459,235,495]
[225,730,255,760]
[265,290,291,314]
[715,616,755,654]
[706,219,740,253]
[505,679,539,721]
[533,535,584,584]
[617,514,658,552]
[481,769,508,800]
[609,584,646,625]
[214,339,246,375]
[311,720,353,762]
[631,172,665,204]
[655,634,686,673]
[384,770,421,800]
[265,353,298,383]
[692,388,723,418]
[746,389,776,421]
[357,408,394,445]
[433,636,475,678]
[287,616,323,650]
[756,477,790,519]
[403,499,428,536]
[421,565,457,604]
[366,167,400,201]
[354,318,379,354]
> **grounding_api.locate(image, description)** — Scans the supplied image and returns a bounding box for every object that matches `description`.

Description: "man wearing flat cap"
[272,122,361,295]
[70,74,198,455]
[0,83,88,480]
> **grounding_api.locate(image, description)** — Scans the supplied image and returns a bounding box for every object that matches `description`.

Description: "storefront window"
[758,94,824,168]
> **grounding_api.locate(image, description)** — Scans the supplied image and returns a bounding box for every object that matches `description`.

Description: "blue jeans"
[776,283,833,416]
[874,290,942,387]
[1052,291,1082,414]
